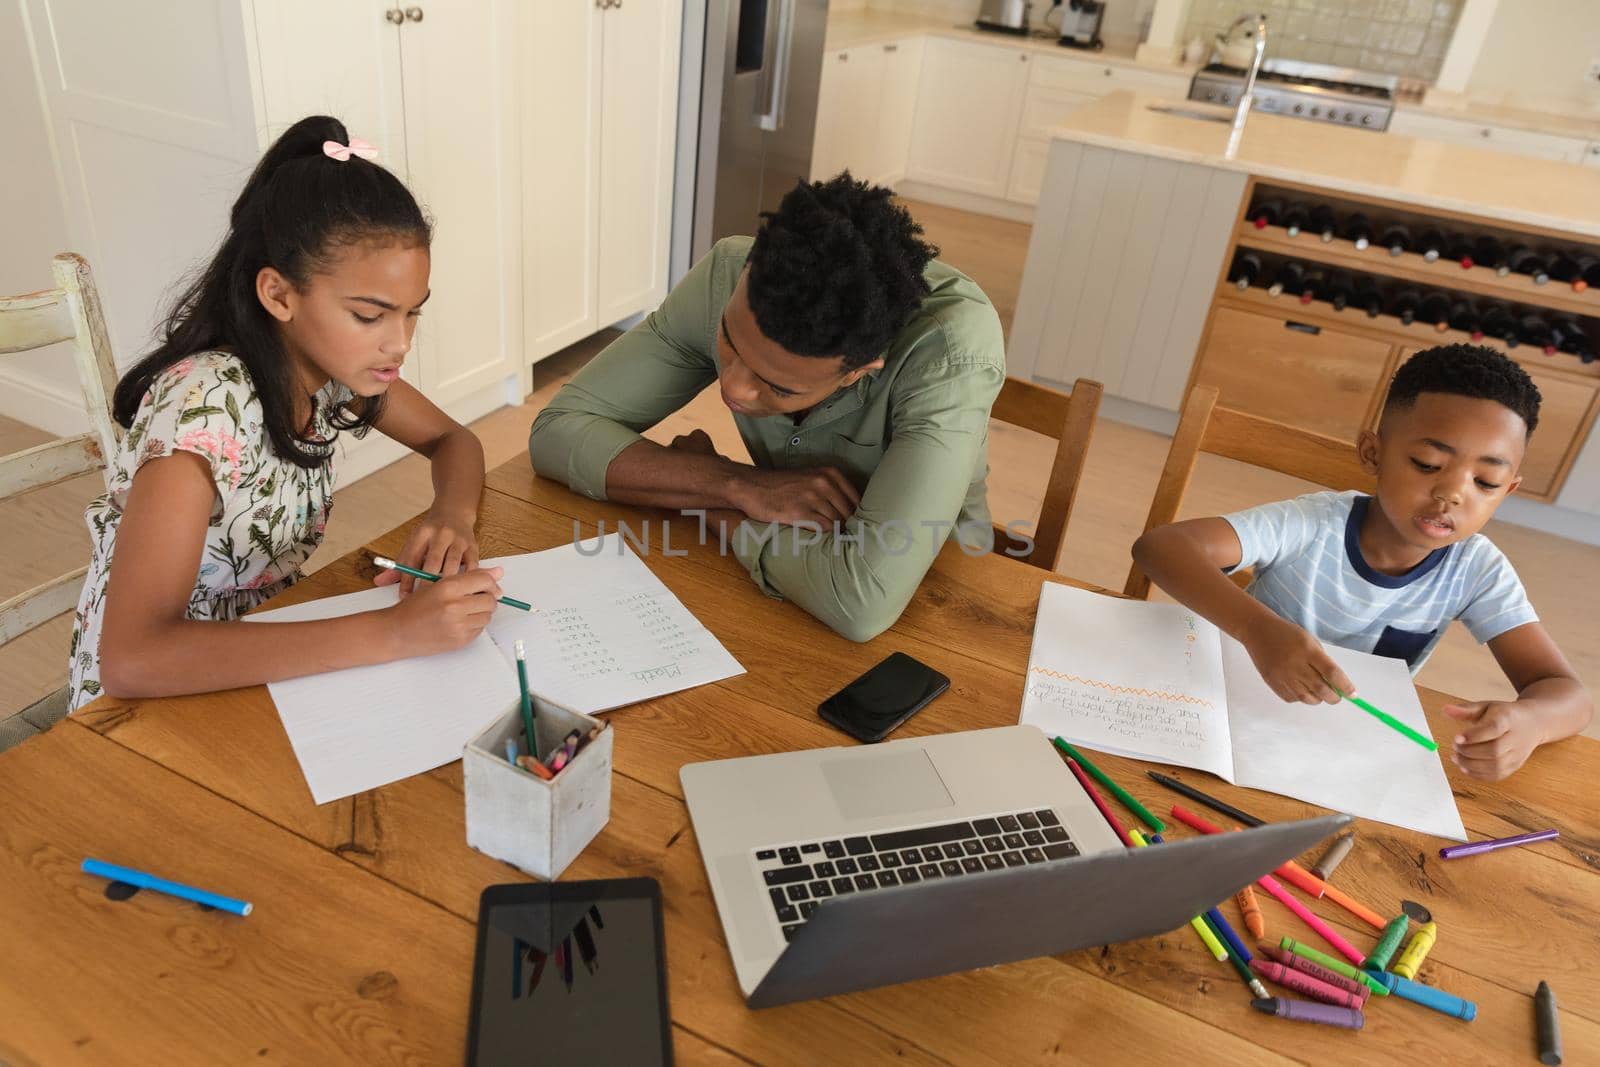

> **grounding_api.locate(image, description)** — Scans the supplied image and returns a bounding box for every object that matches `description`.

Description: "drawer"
[1030,54,1188,97]
[1018,84,1097,139]
[1194,305,1395,441]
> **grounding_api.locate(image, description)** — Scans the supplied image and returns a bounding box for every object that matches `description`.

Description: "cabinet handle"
[838,52,848,61]
[1019,54,1028,62]
[884,43,898,53]
[384,7,403,24]
[404,5,422,21]
[1479,127,1492,138]
[1284,320,1322,336]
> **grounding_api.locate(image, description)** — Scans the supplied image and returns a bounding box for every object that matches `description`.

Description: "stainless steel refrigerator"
[674,0,830,282]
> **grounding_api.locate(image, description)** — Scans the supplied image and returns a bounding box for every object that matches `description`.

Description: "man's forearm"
[604,440,749,511]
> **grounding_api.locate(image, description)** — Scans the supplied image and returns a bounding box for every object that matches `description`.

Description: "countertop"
[1048,91,1600,238]
[826,9,1600,143]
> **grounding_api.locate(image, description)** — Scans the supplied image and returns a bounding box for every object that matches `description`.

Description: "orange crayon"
[1236,884,1265,939]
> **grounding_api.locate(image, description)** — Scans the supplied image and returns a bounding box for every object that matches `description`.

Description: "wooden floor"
[4,197,1596,740]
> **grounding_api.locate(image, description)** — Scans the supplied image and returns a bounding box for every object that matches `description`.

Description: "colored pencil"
[1052,738,1165,832]
[1146,770,1263,826]
[1065,758,1132,845]
[371,555,532,611]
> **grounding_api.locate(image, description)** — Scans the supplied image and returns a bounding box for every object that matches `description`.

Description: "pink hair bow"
[322,137,378,162]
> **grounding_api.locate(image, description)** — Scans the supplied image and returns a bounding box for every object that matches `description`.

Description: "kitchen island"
[1010,91,1600,536]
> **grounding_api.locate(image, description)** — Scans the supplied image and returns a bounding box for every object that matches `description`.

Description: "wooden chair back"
[1124,385,1375,599]
[0,253,120,645]
[989,376,1103,572]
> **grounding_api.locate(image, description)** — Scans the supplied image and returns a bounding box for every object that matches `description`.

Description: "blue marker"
[1374,970,1476,1020]
[82,858,252,916]
[1204,906,1253,963]
[504,738,519,765]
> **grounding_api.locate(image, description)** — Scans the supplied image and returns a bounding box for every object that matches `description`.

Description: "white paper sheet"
[1019,583,1236,780]
[246,535,744,803]
[482,534,745,713]
[1017,583,1467,840]
[1224,639,1466,840]
[247,587,518,804]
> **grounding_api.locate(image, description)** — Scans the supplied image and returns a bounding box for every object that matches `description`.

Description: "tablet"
[467,879,672,1065]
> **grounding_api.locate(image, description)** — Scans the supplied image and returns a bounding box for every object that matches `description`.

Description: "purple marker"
[1251,996,1364,1030]
[1439,828,1558,859]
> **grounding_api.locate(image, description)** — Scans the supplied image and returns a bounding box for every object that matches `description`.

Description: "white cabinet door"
[811,46,886,183]
[1582,143,1600,169]
[595,0,683,327]
[1389,111,1588,163]
[876,38,924,185]
[1007,136,1052,204]
[906,38,1029,198]
[522,3,602,358]
[399,0,520,405]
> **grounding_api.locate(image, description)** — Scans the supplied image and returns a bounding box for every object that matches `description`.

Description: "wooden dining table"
[4,456,1596,1066]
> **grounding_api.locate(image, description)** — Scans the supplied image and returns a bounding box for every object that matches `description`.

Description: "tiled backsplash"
[1184,0,1463,83]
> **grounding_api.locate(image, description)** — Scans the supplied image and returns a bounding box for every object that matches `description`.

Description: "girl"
[68,115,505,709]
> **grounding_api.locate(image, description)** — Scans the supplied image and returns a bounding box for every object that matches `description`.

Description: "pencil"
[1145,770,1265,827]
[1053,738,1165,832]
[1065,757,1133,845]
[1336,689,1437,751]
[515,639,536,755]
[371,555,532,611]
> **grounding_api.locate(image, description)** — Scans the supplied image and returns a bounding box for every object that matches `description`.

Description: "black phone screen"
[467,879,672,1066]
[818,652,951,742]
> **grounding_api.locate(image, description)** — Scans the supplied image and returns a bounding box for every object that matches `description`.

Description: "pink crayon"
[1259,945,1370,1002]
[1250,958,1366,1009]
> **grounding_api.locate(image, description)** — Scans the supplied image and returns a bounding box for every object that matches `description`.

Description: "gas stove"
[1189,59,1396,131]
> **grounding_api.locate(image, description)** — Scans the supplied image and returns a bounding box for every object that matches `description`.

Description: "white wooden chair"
[0,253,121,739]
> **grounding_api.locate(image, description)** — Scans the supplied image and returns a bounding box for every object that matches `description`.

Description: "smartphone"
[467,879,672,1066]
[818,652,950,743]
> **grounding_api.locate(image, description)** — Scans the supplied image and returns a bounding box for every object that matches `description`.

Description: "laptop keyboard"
[753,808,1078,942]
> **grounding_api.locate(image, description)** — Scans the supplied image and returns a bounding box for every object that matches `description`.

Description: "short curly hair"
[1384,344,1541,435]
[746,172,939,370]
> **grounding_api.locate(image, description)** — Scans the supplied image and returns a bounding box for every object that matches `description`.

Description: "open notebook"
[248,534,743,804]
[1018,583,1466,840]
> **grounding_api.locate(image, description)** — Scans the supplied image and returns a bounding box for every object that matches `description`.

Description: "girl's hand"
[377,508,481,594]
[386,567,504,655]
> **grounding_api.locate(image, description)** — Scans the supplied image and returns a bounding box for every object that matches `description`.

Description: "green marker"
[1337,689,1437,751]
[372,555,532,611]
[1280,936,1388,996]
[1052,738,1165,833]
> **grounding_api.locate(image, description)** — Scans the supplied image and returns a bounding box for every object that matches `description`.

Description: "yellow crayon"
[1392,921,1438,979]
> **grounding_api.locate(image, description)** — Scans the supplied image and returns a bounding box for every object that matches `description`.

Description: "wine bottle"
[1267,260,1306,297]
[1379,222,1411,257]
[1342,213,1374,251]
[1570,253,1600,293]
[1509,245,1551,285]
[1446,232,1476,269]
[1298,267,1328,305]
[1420,291,1453,331]
[1229,251,1263,290]
[1518,314,1556,354]
[1473,236,1510,276]
[1282,202,1310,238]
[1417,227,1447,263]
[1447,300,1483,339]
[1352,276,1384,318]
[1552,317,1596,363]
[1481,304,1519,347]
[1325,272,1355,311]
[1249,198,1283,230]
[1309,204,1338,243]
[1547,251,1584,290]
[1388,287,1423,325]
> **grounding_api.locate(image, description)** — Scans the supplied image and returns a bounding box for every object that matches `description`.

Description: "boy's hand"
[378,507,481,594]
[1444,700,1543,781]
[1243,615,1357,705]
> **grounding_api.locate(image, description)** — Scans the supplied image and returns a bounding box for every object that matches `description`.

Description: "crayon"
[1536,981,1563,1065]
[1258,945,1369,1002]
[1373,971,1476,1021]
[1363,914,1410,971]
[1250,958,1366,1008]
[1310,832,1355,880]
[1392,921,1437,979]
[1250,996,1364,1030]
[1280,936,1388,996]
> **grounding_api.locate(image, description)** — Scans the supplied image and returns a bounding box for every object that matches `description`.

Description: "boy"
[1132,345,1591,781]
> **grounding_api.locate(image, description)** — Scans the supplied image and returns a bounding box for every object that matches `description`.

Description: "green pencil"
[1336,690,1437,752]
[514,639,536,754]
[1051,737,1166,832]
[372,555,532,611]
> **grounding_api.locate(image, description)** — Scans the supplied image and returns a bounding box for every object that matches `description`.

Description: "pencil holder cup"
[463,697,612,880]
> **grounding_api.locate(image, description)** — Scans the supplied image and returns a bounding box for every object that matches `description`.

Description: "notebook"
[248,534,743,803]
[1017,582,1466,840]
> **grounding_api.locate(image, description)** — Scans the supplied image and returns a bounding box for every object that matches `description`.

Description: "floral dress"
[68,351,355,709]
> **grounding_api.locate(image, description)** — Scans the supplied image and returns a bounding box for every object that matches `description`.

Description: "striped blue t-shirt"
[1222,490,1537,673]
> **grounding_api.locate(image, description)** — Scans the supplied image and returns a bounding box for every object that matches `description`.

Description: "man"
[528,174,1005,642]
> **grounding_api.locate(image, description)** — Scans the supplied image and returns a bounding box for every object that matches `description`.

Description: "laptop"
[680,724,1349,1008]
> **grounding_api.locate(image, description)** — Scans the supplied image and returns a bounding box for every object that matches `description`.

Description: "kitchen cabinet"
[1388,111,1590,165]
[812,38,923,186]
[905,38,1030,198]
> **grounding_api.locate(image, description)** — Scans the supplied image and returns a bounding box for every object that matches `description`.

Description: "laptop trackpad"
[820,749,954,821]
